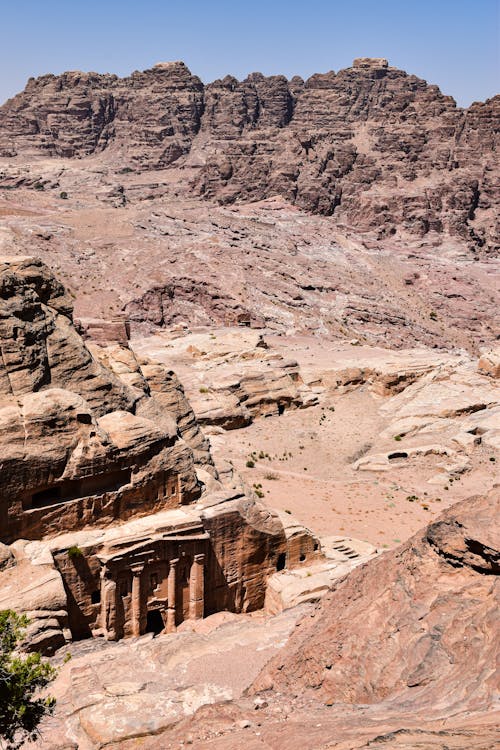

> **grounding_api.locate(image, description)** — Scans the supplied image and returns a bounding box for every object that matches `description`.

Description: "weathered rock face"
[124,277,257,331]
[87,342,215,471]
[131,329,319,431]
[253,492,499,716]
[197,64,499,253]
[0,540,69,654]
[0,256,201,542]
[0,257,324,655]
[0,59,498,253]
[0,63,204,165]
[27,494,496,748]
[478,346,500,379]
[29,607,310,750]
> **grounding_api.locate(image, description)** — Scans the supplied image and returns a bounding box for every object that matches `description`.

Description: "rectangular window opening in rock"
[27,468,132,510]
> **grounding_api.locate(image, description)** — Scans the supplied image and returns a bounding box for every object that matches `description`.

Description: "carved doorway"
[145,608,164,635]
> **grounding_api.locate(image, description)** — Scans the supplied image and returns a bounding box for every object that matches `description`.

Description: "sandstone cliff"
[38,493,497,749]
[0,256,325,658]
[0,256,202,542]
[142,494,499,749]
[0,59,498,253]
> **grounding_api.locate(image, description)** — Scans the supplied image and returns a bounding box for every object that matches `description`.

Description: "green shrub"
[0,610,57,749]
[59,191,68,200]
[67,545,83,559]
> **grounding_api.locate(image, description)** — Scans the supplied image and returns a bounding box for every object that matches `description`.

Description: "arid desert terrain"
[0,57,498,749]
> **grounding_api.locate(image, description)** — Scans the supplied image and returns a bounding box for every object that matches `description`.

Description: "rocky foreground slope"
[28,492,498,749]
[122,493,498,750]
[0,57,498,254]
[254,493,499,706]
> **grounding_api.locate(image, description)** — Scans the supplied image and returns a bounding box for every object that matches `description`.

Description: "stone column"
[189,553,205,620]
[131,566,143,637]
[100,567,117,640]
[166,558,178,633]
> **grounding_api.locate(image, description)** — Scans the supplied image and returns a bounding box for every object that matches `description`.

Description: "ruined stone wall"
[76,317,131,345]
[7,467,184,544]
[285,529,321,568]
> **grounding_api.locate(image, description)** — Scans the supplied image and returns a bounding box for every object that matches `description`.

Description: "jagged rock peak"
[0,59,498,253]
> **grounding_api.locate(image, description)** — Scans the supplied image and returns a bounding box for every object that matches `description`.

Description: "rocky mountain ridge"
[1,57,498,253]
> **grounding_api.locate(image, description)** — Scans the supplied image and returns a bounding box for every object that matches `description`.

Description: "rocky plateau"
[0,57,498,750]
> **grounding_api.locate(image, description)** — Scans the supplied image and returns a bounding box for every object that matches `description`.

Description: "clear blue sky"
[1,0,498,107]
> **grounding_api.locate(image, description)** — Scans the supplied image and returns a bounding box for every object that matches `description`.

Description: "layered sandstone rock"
[478,346,500,379]
[253,492,499,717]
[31,494,497,748]
[0,187,496,352]
[0,540,70,654]
[132,329,319,430]
[0,63,204,165]
[0,59,498,253]
[0,257,326,656]
[87,342,215,471]
[0,256,201,542]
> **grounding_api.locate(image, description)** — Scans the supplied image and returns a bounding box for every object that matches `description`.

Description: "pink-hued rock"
[478,347,500,379]
[253,492,499,708]
[0,59,498,253]
[45,493,497,750]
[0,256,202,543]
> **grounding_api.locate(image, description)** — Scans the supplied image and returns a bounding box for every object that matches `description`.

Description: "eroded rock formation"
[0,59,498,253]
[144,494,497,749]
[0,256,201,542]
[131,329,319,430]
[0,256,324,654]
[27,493,498,748]
[253,492,499,713]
